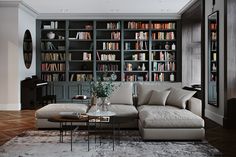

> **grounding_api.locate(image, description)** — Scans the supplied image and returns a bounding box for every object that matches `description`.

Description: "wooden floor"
[0,110,235,157]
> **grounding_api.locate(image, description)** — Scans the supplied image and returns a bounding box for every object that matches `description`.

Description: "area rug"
[0,130,221,157]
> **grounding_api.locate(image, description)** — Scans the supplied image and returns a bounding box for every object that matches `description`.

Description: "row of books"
[98,53,117,61]
[151,51,175,61]
[127,22,149,29]
[102,42,119,50]
[153,73,175,82]
[110,32,120,40]
[135,32,148,40]
[70,74,93,81]
[132,53,146,61]
[153,62,175,71]
[152,23,176,30]
[107,22,120,29]
[97,64,119,71]
[127,22,175,30]
[152,32,175,40]
[41,42,65,51]
[82,52,92,61]
[69,32,92,40]
[41,63,65,72]
[125,41,148,50]
[41,53,65,61]
[43,21,59,29]
[41,74,65,81]
[209,23,217,30]
[124,74,148,81]
[211,32,217,40]
[153,73,165,82]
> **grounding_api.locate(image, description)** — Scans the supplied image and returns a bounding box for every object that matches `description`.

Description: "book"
[96,51,100,60]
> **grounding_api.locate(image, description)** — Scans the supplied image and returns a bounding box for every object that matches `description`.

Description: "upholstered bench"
[35,103,89,128]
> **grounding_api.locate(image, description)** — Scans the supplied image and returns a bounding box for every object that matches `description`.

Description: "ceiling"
[21,0,195,14]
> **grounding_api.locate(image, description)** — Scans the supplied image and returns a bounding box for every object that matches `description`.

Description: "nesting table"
[48,111,116,151]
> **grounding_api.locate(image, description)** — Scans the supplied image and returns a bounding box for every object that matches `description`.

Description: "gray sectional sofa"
[35,82,205,140]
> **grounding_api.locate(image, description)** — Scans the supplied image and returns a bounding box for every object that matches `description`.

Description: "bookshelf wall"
[37,19,180,83]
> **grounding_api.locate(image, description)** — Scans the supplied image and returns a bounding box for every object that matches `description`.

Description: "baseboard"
[0,103,21,111]
[205,109,224,126]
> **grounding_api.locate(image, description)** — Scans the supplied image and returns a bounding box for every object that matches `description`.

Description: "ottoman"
[35,103,89,129]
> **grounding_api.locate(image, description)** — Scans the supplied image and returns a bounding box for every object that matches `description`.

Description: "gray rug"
[0,130,221,157]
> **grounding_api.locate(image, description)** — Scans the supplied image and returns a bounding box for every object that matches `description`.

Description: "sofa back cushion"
[148,90,170,106]
[166,88,196,109]
[137,82,182,106]
[109,82,133,105]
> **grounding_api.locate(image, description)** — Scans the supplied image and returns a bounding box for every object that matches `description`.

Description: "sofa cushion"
[137,82,182,106]
[138,105,204,128]
[88,104,138,118]
[166,88,196,109]
[148,90,170,106]
[36,103,89,119]
[108,82,133,105]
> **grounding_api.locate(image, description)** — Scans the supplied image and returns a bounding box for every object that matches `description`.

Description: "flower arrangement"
[91,80,115,98]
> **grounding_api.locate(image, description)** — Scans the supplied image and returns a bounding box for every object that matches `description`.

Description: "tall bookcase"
[36,19,181,101]
[150,21,177,82]
[123,21,149,81]
[39,20,66,82]
[96,21,121,81]
[68,20,94,82]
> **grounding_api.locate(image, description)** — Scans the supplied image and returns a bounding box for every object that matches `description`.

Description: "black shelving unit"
[36,19,181,102]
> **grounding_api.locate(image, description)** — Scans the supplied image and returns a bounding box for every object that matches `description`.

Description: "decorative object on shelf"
[171,43,176,50]
[170,73,175,82]
[47,31,55,39]
[165,42,170,50]
[111,72,117,81]
[142,63,146,71]
[126,63,132,71]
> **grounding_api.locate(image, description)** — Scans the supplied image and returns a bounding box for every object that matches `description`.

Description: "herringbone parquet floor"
[0,110,235,156]
[0,110,35,146]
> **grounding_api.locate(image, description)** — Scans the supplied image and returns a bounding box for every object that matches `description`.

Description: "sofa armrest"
[187,97,202,117]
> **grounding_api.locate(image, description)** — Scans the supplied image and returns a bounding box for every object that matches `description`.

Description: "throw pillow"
[166,88,196,109]
[109,82,133,105]
[148,90,170,106]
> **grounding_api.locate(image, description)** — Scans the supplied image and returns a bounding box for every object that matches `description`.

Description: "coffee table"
[87,111,116,151]
[48,114,90,151]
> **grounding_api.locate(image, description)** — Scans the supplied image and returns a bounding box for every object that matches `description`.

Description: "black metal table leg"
[59,122,62,142]
[118,123,120,145]
[112,117,114,151]
[88,120,89,151]
[100,116,102,146]
[95,118,97,144]
[71,122,72,151]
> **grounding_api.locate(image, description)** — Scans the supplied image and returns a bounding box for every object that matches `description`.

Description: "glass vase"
[99,97,110,112]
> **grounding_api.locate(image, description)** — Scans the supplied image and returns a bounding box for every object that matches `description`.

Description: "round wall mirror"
[23,30,33,69]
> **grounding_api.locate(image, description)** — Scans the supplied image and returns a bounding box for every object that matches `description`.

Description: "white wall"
[0,6,19,110]
[205,0,225,125]
[0,1,37,110]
